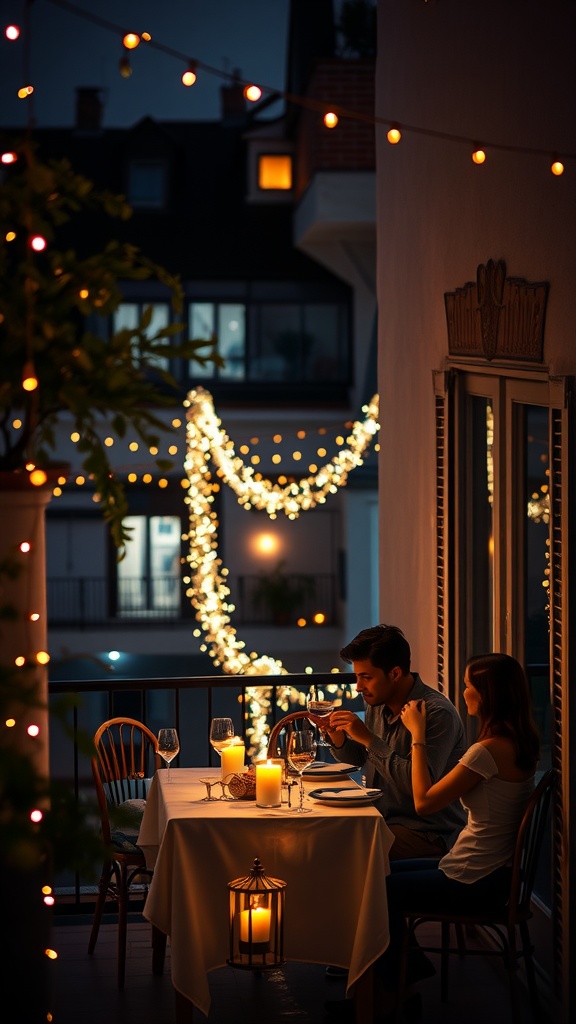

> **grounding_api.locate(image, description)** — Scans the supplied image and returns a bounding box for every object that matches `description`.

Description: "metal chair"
[88,716,163,987]
[395,768,556,1024]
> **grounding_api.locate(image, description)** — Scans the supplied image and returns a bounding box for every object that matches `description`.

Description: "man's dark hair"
[340,624,411,675]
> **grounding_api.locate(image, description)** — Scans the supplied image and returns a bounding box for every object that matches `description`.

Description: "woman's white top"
[439,743,535,884]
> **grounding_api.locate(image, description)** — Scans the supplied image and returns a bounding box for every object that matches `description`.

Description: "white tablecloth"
[138,768,393,1016]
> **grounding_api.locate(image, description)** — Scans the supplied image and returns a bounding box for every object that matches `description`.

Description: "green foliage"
[0,138,224,556]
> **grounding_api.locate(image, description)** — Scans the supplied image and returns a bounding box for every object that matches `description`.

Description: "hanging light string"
[182,387,379,677]
[6,0,571,168]
[186,387,380,519]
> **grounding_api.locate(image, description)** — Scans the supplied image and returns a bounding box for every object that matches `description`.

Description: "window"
[187,300,348,385]
[116,515,181,616]
[257,154,292,191]
[128,160,166,207]
[189,303,245,380]
[113,302,170,371]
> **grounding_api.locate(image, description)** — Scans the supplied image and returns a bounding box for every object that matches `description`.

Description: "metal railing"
[47,573,338,627]
[49,671,358,912]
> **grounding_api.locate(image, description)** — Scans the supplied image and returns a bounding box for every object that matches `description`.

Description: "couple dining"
[308,624,541,1022]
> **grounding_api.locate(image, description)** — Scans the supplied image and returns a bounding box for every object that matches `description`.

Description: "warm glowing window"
[258,155,292,191]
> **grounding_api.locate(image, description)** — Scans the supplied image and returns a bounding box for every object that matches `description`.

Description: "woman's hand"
[400,699,426,742]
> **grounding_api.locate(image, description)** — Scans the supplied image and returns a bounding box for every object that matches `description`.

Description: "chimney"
[220,68,246,121]
[75,87,104,131]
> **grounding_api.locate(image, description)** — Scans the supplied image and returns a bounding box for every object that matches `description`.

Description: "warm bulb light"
[472,149,486,164]
[551,160,564,176]
[182,68,197,86]
[6,231,16,242]
[1,151,18,164]
[27,724,40,737]
[323,111,338,128]
[387,127,401,144]
[30,612,40,621]
[5,24,20,40]
[5,718,16,728]
[244,84,262,102]
[45,949,58,960]
[119,56,132,78]
[313,612,326,624]
[19,541,31,553]
[122,33,140,49]
[17,85,34,99]
[29,469,48,486]
[22,361,38,391]
[30,809,43,823]
[36,651,50,665]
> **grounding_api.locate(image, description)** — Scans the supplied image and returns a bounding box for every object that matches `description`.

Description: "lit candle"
[256,760,282,807]
[221,739,245,779]
[239,906,271,945]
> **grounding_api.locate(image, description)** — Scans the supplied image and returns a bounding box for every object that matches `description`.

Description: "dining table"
[137,766,394,1022]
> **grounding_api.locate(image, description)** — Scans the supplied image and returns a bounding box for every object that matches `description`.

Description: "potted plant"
[252,559,316,625]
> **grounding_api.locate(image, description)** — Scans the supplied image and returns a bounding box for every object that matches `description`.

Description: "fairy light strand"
[8,0,572,167]
[182,387,379,680]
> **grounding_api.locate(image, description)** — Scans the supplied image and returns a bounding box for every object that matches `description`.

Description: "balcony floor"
[49,912,544,1024]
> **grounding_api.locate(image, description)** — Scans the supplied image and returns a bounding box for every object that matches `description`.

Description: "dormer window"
[128,160,166,208]
[258,154,292,191]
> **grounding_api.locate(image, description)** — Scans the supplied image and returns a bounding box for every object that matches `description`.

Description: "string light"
[244,84,262,102]
[5,24,20,40]
[182,63,197,87]
[1,150,18,164]
[122,33,140,50]
[118,56,132,78]
[22,361,38,391]
[22,0,572,173]
[323,111,338,128]
[472,148,486,164]
[182,386,379,685]
[551,160,564,177]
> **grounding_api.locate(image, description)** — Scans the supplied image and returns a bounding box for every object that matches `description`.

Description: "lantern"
[228,858,286,969]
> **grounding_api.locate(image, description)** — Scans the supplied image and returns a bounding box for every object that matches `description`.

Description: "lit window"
[189,302,246,380]
[258,154,292,191]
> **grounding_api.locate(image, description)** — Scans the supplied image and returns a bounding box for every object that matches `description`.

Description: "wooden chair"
[395,768,556,1024]
[266,712,312,758]
[88,716,164,987]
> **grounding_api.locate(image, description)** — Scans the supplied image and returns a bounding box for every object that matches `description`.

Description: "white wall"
[376,0,576,681]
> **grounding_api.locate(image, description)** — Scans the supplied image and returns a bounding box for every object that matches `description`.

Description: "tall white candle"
[221,739,245,779]
[256,760,282,807]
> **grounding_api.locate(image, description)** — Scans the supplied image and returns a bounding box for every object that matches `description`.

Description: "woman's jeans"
[379,857,512,986]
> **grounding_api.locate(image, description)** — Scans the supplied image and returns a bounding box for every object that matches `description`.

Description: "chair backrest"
[92,717,161,846]
[266,712,313,759]
[508,767,556,921]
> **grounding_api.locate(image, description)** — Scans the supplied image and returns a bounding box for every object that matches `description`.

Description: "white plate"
[303,762,360,780]
[309,786,383,806]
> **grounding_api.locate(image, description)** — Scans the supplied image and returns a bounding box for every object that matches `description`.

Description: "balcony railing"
[47,573,338,627]
[49,671,359,912]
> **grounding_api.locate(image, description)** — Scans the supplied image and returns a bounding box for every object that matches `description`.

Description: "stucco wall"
[376,0,576,680]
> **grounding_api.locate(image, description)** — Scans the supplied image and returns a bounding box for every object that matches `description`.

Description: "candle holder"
[227,858,286,970]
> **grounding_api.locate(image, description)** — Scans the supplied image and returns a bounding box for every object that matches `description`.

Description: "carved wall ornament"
[444,259,548,362]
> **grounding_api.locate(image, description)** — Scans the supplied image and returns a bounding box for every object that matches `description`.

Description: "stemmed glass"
[286,726,317,813]
[209,717,234,760]
[157,728,180,783]
[307,691,336,750]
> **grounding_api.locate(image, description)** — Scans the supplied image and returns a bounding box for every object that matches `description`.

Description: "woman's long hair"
[465,653,541,771]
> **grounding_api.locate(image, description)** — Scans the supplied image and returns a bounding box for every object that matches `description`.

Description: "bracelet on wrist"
[411,742,426,749]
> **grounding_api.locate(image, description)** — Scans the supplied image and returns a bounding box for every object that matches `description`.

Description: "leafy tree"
[0,138,223,554]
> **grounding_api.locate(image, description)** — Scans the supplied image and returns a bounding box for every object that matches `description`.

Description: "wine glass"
[209,717,234,760]
[157,728,180,783]
[286,726,317,813]
[307,691,336,750]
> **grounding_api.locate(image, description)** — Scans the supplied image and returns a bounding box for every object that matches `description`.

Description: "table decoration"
[220,737,245,779]
[255,760,282,807]
[227,858,286,970]
[226,768,257,800]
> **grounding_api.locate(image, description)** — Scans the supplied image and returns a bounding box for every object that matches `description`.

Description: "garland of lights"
[182,386,380,677]
[4,0,574,174]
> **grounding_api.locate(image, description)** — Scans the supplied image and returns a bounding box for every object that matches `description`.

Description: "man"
[316,624,466,859]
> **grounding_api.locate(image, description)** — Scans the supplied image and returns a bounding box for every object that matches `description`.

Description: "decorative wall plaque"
[444,259,548,362]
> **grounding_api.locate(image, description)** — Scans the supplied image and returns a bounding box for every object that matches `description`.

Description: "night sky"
[1,0,291,128]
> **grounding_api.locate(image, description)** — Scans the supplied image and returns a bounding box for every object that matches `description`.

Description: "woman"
[382,653,541,1005]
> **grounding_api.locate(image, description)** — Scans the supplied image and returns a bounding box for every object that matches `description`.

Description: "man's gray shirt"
[329,674,467,849]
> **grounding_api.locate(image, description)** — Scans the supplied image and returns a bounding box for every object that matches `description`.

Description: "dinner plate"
[303,761,360,780]
[309,786,383,806]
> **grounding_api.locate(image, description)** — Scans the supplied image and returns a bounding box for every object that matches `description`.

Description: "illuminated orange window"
[258,154,292,191]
